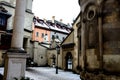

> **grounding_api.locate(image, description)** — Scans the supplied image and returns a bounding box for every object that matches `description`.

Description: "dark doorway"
[23,38,28,51]
[65,52,73,71]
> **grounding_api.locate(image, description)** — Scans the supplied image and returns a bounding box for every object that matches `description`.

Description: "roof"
[61,13,80,45]
[33,17,50,29]
[39,42,51,48]
[33,16,72,34]
[62,43,75,48]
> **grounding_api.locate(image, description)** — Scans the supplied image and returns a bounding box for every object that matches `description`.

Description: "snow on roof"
[35,21,49,29]
[33,16,71,34]
[55,38,61,43]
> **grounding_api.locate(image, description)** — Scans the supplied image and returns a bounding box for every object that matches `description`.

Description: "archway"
[50,54,56,67]
[65,52,73,71]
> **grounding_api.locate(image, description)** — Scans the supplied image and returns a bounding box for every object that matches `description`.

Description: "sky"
[32,0,80,24]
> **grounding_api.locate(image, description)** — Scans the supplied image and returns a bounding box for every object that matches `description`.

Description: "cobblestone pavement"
[26,67,81,80]
[0,67,81,80]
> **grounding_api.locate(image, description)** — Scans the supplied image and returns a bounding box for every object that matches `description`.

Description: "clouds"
[32,0,80,24]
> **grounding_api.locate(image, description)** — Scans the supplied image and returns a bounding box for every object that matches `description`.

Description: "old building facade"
[0,0,34,66]
[32,17,51,42]
[79,0,120,80]
[32,16,72,66]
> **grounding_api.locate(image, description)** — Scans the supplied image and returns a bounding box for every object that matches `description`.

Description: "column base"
[7,47,27,53]
[3,51,28,80]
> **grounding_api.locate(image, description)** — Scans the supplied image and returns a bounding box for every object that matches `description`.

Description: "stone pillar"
[11,0,26,50]
[3,0,27,80]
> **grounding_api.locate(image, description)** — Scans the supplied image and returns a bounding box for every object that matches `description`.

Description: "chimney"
[43,18,46,23]
[52,16,55,23]
[60,19,63,22]
[36,17,39,20]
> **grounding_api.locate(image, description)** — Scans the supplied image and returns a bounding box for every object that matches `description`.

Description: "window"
[36,32,39,37]
[0,34,12,49]
[44,34,48,41]
[52,35,55,40]
[41,33,44,38]
[62,37,65,40]
[56,35,59,39]
[0,11,11,31]
[0,16,5,26]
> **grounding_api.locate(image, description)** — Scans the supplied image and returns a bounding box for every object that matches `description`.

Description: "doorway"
[65,52,73,71]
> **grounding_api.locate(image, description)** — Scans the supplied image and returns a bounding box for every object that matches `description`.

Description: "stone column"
[11,0,26,50]
[3,0,27,80]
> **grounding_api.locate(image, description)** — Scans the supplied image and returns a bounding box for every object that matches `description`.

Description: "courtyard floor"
[0,67,81,80]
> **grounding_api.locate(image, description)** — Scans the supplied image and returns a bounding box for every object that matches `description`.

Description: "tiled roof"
[33,16,72,34]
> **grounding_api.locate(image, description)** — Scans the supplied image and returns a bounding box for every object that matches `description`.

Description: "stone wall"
[79,0,120,80]
[33,41,47,66]
[0,0,34,66]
